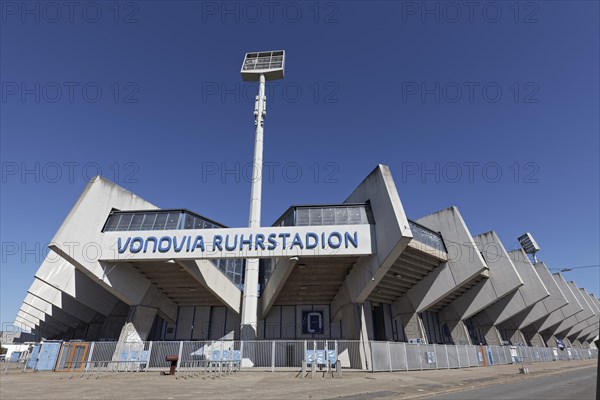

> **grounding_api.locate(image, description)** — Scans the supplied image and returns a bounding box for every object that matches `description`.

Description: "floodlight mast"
[240,51,285,342]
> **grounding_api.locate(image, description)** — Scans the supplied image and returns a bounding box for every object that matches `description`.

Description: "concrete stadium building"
[14,165,599,351]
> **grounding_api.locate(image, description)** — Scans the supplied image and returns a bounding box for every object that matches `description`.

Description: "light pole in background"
[239,51,285,343]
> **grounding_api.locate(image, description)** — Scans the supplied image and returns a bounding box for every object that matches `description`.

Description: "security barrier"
[6,340,598,375]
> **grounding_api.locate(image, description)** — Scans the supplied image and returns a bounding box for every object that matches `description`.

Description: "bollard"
[336,360,342,378]
[311,360,316,379]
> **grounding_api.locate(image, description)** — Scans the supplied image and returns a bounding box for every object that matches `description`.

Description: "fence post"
[334,340,338,367]
[465,345,470,367]
[271,341,276,373]
[387,342,392,372]
[145,341,153,372]
[325,340,328,373]
[403,342,409,371]
[176,341,183,372]
[240,341,244,371]
[85,342,95,372]
[445,345,449,369]
[370,341,375,373]
[418,343,423,371]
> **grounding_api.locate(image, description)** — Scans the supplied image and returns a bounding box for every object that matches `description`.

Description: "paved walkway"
[0,359,597,399]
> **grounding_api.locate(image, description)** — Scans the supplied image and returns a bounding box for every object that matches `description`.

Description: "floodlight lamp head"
[517,232,540,255]
[241,50,285,81]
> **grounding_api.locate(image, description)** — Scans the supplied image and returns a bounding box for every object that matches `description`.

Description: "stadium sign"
[100,225,373,261]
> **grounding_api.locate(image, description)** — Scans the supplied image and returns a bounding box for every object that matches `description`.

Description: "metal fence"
[4,340,598,375]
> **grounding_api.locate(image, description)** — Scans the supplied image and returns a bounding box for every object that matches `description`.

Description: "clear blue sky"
[1,1,599,327]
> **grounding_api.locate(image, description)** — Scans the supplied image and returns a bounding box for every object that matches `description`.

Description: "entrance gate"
[55,342,90,372]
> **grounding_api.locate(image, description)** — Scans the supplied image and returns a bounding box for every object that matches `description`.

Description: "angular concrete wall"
[393,206,488,315]
[516,263,567,329]
[331,165,413,326]
[446,231,522,320]
[537,274,583,333]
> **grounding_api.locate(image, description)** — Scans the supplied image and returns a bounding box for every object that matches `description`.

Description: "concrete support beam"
[511,262,562,329]
[476,249,548,328]
[15,316,35,331]
[564,288,598,339]
[527,332,546,347]
[340,303,372,370]
[332,165,412,320]
[21,301,75,333]
[27,278,97,323]
[553,282,595,336]
[116,305,158,342]
[442,231,522,326]
[392,296,426,341]
[178,259,243,314]
[479,324,503,346]
[392,206,488,318]
[537,274,583,332]
[19,308,62,336]
[44,176,177,323]
[441,306,471,345]
[259,258,297,319]
[23,294,81,328]
[35,254,120,316]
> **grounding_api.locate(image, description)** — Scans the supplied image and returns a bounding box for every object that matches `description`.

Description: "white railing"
[8,340,598,375]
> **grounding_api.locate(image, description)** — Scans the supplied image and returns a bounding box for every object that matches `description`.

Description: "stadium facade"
[14,165,599,351]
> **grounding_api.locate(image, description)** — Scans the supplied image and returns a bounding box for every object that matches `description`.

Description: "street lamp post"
[239,51,285,342]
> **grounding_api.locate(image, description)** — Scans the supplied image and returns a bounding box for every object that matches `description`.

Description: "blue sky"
[1,1,599,327]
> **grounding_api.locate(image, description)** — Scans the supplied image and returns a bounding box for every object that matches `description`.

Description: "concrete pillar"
[508,329,526,345]
[116,305,158,342]
[397,312,426,342]
[528,332,546,347]
[340,303,372,370]
[569,339,582,348]
[446,319,471,345]
[480,324,503,346]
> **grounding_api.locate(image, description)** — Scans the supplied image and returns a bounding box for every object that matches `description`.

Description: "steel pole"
[241,74,266,340]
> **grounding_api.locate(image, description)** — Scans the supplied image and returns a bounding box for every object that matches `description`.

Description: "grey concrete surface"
[425,364,597,400]
[0,359,595,400]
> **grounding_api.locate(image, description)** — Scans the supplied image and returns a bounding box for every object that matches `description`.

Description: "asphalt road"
[425,365,598,400]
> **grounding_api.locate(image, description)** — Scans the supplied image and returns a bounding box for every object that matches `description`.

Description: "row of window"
[103,210,243,288]
[103,211,221,232]
[277,206,372,227]
[408,220,446,252]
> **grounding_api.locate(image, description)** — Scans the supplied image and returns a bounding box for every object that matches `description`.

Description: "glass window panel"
[205,222,214,229]
[309,208,323,226]
[129,214,145,230]
[183,214,194,229]
[193,218,205,229]
[359,207,368,224]
[322,208,336,225]
[116,214,133,230]
[348,207,363,224]
[165,212,180,229]
[281,211,294,226]
[103,214,120,231]
[153,213,168,230]
[334,208,348,225]
[141,213,157,230]
[296,208,309,226]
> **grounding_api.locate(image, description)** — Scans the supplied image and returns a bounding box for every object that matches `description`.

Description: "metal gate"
[55,342,90,372]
